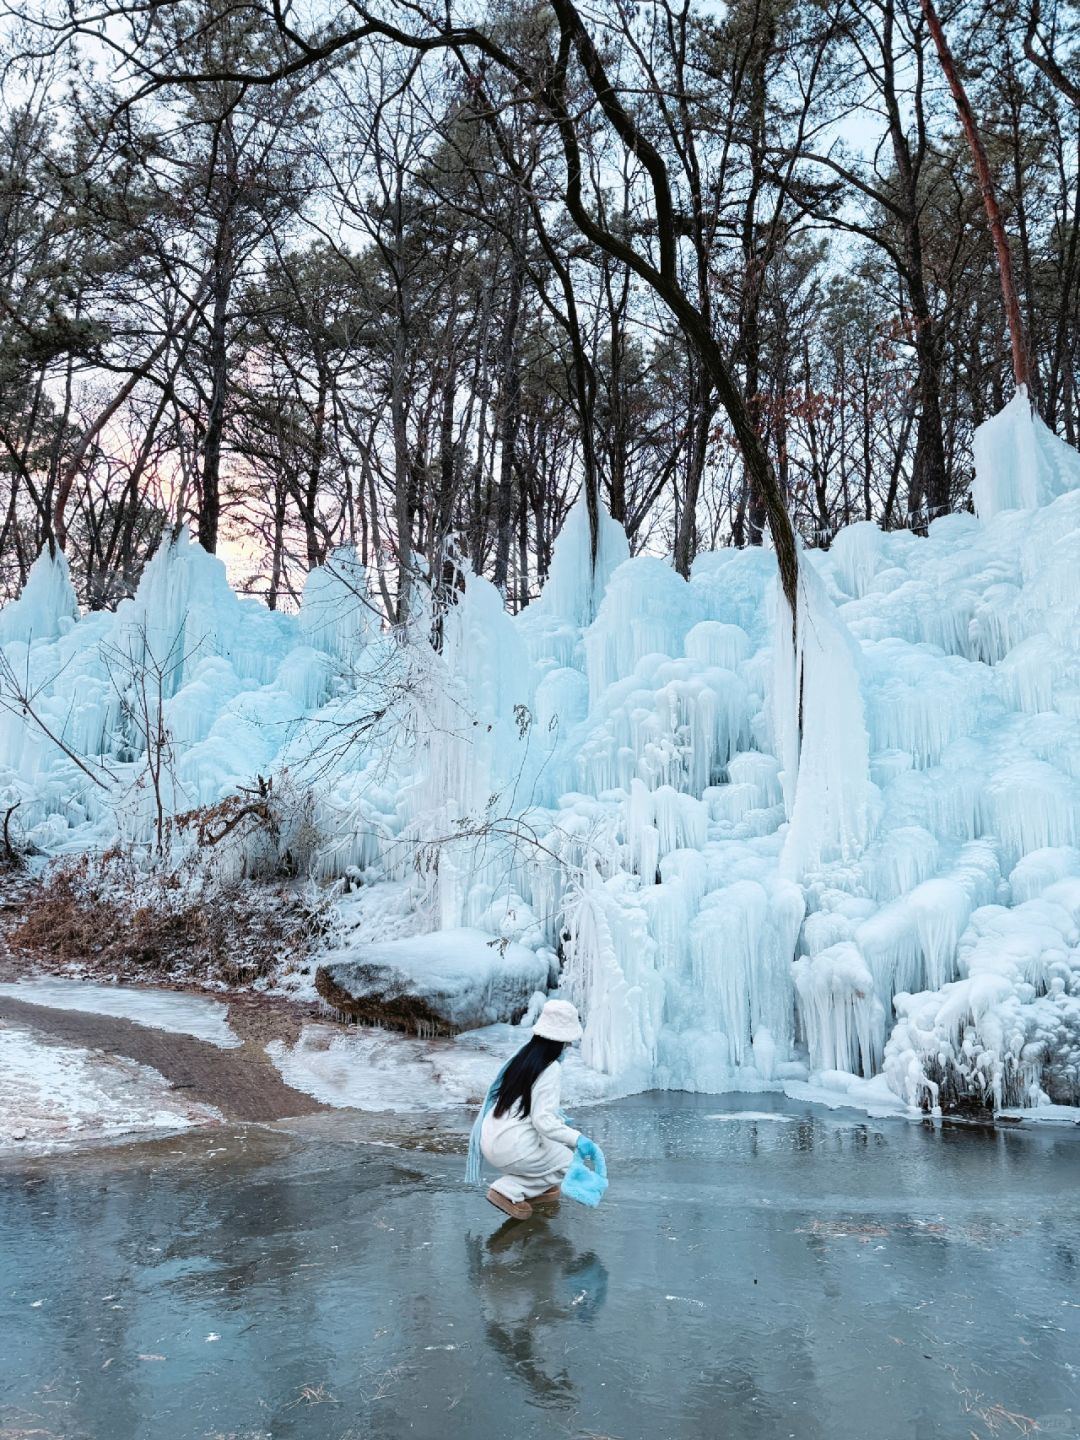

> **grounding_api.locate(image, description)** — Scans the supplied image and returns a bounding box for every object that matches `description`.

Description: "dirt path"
[0,995,327,1122]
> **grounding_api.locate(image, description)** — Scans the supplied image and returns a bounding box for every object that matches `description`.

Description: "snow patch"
[0,1020,222,1155]
[704,1111,797,1123]
[266,1021,617,1113]
[0,979,241,1048]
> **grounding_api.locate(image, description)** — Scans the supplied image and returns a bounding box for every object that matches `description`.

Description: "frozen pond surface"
[1,1091,1078,1440]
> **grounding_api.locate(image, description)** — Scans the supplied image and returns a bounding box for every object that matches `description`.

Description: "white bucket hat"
[533,998,583,1043]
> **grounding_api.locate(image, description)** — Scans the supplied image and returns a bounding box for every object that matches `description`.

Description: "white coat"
[480,1061,580,1203]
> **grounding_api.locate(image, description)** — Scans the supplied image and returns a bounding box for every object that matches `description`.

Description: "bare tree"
[919,0,1032,393]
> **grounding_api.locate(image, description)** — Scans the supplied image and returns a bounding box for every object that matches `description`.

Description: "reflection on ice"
[0,1091,1077,1439]
[466,1222,610,1410]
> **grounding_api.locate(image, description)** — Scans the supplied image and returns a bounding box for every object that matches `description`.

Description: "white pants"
[482,1127,574,1203]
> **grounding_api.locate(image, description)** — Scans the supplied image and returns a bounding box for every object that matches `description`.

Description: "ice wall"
[519,432,1080,1107]
[2,403,1080,1112]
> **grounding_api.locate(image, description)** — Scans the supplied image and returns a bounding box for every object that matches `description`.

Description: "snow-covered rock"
[314,928,551,1035]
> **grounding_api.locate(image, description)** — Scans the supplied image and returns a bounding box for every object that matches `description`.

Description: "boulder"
[315,927,551,1036]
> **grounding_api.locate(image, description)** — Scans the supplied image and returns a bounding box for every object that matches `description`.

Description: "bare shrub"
[174,772,324,880]
[9,849,324,986]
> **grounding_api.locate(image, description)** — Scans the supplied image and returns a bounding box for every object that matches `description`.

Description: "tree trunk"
[491,242,525,593]
[546,0,800,618]
[268,485,287,610]
[906,267,949,526]
[431,361,458,582]
[674,370,714,577]
[910,359,948,527]
[199,254,231,554]
[920,0,1032,394]
[390,318,413,624]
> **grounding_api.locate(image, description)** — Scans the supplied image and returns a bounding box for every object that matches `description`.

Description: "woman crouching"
[470,999,598,1220]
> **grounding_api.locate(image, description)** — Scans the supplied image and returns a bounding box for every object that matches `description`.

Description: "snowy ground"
[265,1013,925,1123]
[0,978,241,1047]
[2,970,1071,1160]
[266,1020,620,1113]
[0,1019,222,1156]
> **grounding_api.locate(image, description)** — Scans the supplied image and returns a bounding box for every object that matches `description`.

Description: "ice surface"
[0,979,241,1047]
[1,401,1079,1112]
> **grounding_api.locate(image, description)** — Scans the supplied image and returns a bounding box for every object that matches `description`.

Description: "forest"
[2,0,1078,618]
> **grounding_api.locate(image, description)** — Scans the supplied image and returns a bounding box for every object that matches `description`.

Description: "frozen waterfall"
[1,397,1079,1113]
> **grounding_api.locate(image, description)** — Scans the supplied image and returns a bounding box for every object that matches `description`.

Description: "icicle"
[776,558,872,880]
[0,547,79,644]
[299,547,377,666]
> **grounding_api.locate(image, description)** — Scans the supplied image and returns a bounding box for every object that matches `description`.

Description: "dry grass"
[8,850,320,987]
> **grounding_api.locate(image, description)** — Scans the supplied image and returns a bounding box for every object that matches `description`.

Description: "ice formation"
[971,387,1080,518]
[1,398,1079,1114]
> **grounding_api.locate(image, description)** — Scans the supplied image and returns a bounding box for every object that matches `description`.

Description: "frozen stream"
[1,1092,1078,1440]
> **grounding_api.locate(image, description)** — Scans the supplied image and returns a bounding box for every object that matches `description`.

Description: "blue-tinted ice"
[1,1092,1078,1440]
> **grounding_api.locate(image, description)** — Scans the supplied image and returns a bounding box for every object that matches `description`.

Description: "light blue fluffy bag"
[561,1142,608,1207]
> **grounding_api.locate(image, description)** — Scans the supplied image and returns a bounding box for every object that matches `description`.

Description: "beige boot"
[532,1185,562,1204]
[486,1188,533,1220]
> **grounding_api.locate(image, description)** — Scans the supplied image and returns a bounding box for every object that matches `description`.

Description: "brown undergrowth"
[7,849,325,987]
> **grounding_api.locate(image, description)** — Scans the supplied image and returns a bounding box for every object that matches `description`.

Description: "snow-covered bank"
[0,1020,222,1156]
[0,979,240,1047]
[266,1021,618,1114]
[996,1103,1080,1125]
[1,395,1079,1116]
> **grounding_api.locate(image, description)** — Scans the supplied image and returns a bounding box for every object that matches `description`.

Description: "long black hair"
[492,1036,567,1119]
